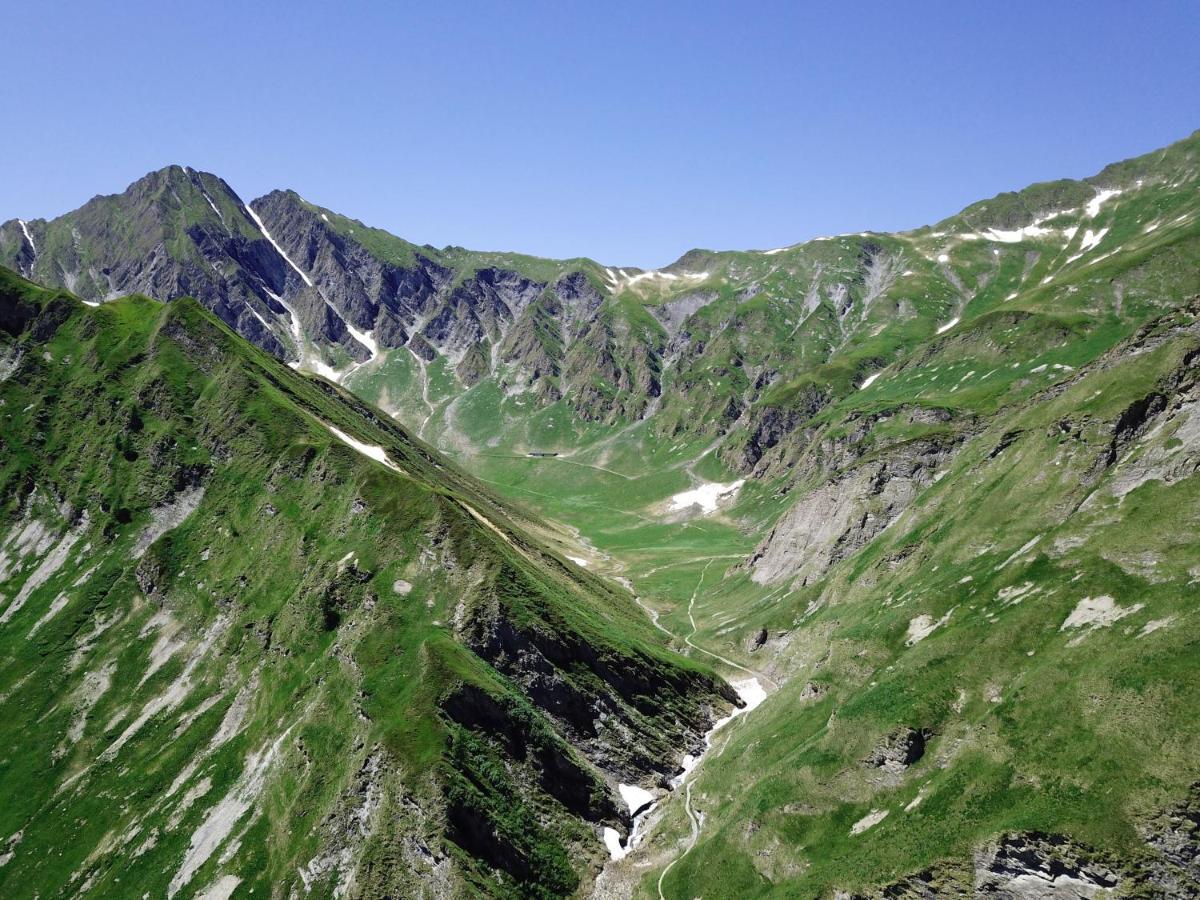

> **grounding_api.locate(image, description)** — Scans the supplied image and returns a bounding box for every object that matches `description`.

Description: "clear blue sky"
[5,1,1198,268]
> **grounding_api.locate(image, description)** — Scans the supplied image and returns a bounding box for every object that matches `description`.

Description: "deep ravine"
[595,563,773,897]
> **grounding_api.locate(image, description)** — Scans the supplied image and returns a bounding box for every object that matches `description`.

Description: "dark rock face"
[3,171,690,430]
[457,563,735,783]
[746,627,769,652]
[850,797,1200,899]
[0,167,323,362]
[1141,783,1200,897]
[974,833,1120,898]
[797,681,827,702]
[864,727,928,773]
[441,683,616,823]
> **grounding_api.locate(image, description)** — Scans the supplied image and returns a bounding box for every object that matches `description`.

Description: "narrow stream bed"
[602,675,767,860]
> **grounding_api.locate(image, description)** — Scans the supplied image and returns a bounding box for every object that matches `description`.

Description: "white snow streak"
[859,372,882,390]
[325,425,403,473]
[18,219,36,256]
[343,322,379,362]
[936,317,959,335]
[245,202,375,364]
[244,203,313,286]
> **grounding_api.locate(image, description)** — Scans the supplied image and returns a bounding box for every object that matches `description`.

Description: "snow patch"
[1085,188,1122,218]
[859,372,882,390]
[618,783,656,815]
[668,479,745,514]
[565,555,589,568]
[603,826,628,860]
[936,317,959,335]
[603,676,766,861]
[343,322,379,362]
[1078,227,1108,252]
[608,267,711,293]
[325,425,404,474]
[982,224,1055,243]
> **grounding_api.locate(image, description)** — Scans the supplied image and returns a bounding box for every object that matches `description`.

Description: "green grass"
[0,268,731,898]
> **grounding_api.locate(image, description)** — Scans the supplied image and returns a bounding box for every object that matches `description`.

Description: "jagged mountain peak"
[4,126,1200,898]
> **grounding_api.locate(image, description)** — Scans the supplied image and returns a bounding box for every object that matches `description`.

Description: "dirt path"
[681,561,780,691]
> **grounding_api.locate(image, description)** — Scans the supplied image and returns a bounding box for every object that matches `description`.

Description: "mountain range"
[1,130,1199,898]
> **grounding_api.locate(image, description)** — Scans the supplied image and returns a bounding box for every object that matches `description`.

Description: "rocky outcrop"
[852,795,1200,899]
[973,833,1121,898]
[650,290,718,340]
[441,683,617,823]
[458,563,734,782]
[561,315,662,424]
[722,385,829,474]
[748,434,959,585]
[864,726,928,775]
[1141,783,1200,897]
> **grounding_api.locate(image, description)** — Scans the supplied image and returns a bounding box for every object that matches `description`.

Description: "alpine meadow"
[2,5,1200,898]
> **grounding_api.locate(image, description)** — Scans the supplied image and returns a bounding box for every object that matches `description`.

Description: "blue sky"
[5,1,1199,267]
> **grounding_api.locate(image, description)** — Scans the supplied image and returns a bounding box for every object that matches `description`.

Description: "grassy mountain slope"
[625,301,1200,897]
[0,267,732,898]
